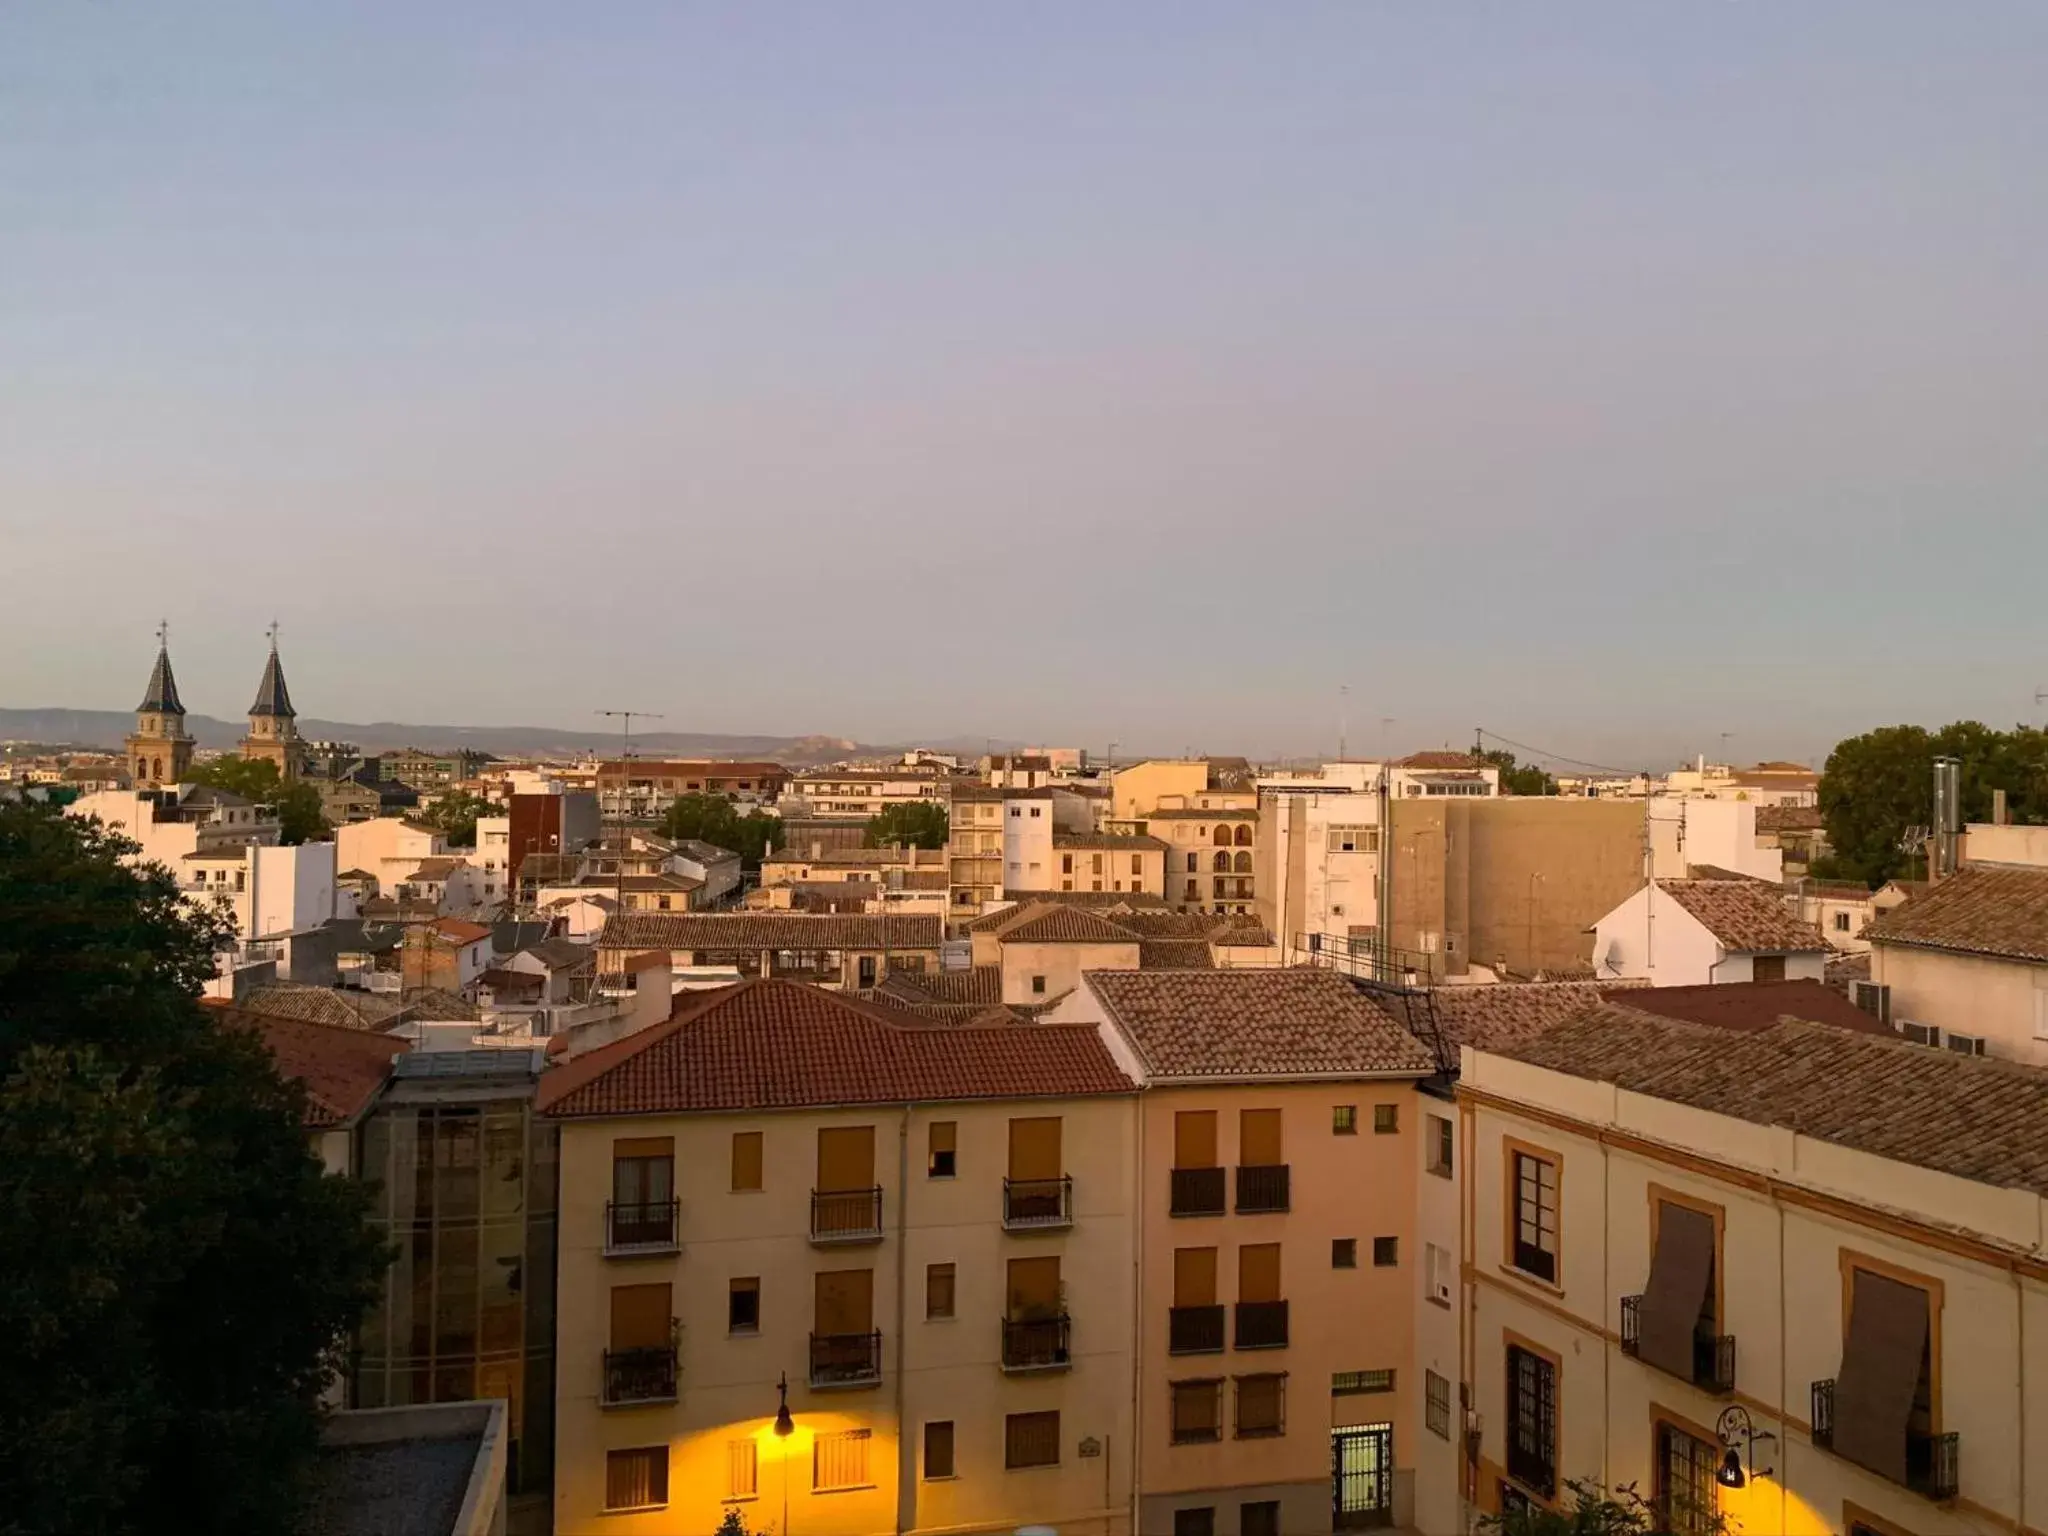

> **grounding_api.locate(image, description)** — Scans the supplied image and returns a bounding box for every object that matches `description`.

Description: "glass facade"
[353,1065,558,1495]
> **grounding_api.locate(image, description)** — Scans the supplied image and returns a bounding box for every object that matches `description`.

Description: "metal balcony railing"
[1169,1166,1226,1217]
[1234,1299,1290,1350]
[1000,1313,1073,1372]
[810,1186,884,1243]
[1506,1439,1556,1501]
[1003,1176,1073,1231]
[1234,1164,1291,1213]
[604,1198,679,1255]
[1168,1304,1226,1355]
[1618,1295,1737,1394]
[1811,1379,1960,1502]
[601,1338,679,1406]
[810,1330,883,1389]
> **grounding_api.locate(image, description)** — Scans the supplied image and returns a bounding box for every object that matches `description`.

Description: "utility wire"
[1476,728,1653,779]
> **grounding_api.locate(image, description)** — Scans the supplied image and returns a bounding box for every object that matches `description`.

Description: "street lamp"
[1714,1405,1775,1488]
[773,1372,795,1437]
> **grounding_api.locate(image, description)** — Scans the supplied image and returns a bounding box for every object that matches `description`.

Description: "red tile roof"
[597,911,943,952]
[1430,981,1643,1052]
[1755,805,1824,833]
[992,903,1143,945]
[428,917,492,944]
[1864,864,2048,964]
[1394,751,1485,769]
[536,979,1134,1117]
[227,1010,408,1127]
[1084,968,1436,1080]
[1608,979,1889,1036]
[1656,880,1827,953]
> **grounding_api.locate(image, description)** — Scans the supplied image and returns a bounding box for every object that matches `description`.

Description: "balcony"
[810,1187,884,1244]
[1168,1304,1226,1355]
[1234,1164,1291,1214]
[1003,1175,1073,1231]
[1169,1166,1226,1217]
[604,1199,680,1256]
[1001,1314,1073,1373]
[601,1339,679,1407]
[1234,1299,1290,1350]
[1618,1295,1736,1394]
[1811,1380,1960,1502]
[810,1329,884,1390]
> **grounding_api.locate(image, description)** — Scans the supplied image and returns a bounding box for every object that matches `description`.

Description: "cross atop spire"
[137,625,185,715]
[266,619,280,653]
[249,628,296,719]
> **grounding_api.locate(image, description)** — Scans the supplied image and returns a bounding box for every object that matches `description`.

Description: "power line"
[1475,728,1651,779]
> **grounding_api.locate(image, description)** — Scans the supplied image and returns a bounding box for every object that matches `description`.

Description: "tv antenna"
[596,709,664,908]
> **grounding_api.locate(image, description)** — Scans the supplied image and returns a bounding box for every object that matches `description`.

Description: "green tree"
[863,801,950,849]
[422,788,493,847]
[1482,1478,1726,1536]
[0,800,386,1536]
[182,755,331,846]
[659,792,782,869]
[1480,749,1559,797]
[1815,721,2048,886]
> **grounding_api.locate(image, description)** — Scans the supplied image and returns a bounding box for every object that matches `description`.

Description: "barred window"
[1005,1410,1061,1469]
[814,1428,873,1491]
[1656,1422,1720,1536]
[605,1447,667,1511]
[1170,1378,1224,1444]
[1235,1373,1286,1438]
[1425,1370,1452,1439]
[728,1439,758,1499]
[1332,1368,1395,1395]
[1512,1150,1560,1283]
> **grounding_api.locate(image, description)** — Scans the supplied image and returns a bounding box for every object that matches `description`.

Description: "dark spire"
[137,623,185,715]
[249,624,296,718]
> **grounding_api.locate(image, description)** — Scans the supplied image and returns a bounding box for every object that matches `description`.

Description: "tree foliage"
[1480,748,1560,797]
[0,801,387,1536]
[659,792,782,869]
[421,788,493,848]
[1818,722,2048,885]
[182,754,331,845]
[863,801,950,849]
[1482,1478,1727,1536]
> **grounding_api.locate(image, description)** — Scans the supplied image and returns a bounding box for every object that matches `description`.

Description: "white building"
[1592,878,1829,987]
[475,814,511,906]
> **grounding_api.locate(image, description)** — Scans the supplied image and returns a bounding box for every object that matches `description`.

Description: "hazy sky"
[5,4,2045,768]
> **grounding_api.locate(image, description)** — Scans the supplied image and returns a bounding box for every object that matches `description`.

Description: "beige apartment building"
[950,787,1008,925]
[536,979,1141,1536]
[1053,832,1169,899]
[1459,997,2048,1536]
[1865,863,2048,1061]
[595,911,944,991]
[1047,969,1441,1535]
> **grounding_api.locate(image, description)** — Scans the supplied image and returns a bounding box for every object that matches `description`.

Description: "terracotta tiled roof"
[1656,880,1827,953]
[1138,940,1214,970]
[597,911,943,951]
[1864,864,2048,964]
[1684,864,1776,885]
[1209,920,1277,948]
[877,967,1003,1007]
[403,988,484,1021]
[1084,968,1435,1080]
[428,916,493,944]
[1430,981,1642,1053]
[235,983,408,1031]
[993,904,1142,945]
[1490,1007,2048,1198]
[1826,952,1872,985]
[1052,833,1169,852]
[228,1010,408,1128]
[1610,979,1890,1037]
[1755,805,1824,833]
[536,979,1134,1117]
[1394,751,1484,769]
[763,845,947,868]
[1143,807,1256,821]
[962,892,1171,932]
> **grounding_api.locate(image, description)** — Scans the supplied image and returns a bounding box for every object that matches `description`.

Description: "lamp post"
[1714,1405,1775,1488]
[775,1373,795,1534]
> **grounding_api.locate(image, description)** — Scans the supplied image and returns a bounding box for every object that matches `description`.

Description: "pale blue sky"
[3,4,2044,765]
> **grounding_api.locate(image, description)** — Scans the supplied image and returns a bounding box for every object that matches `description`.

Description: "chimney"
[1994,788,2009,827]
[1932,757,1962,879]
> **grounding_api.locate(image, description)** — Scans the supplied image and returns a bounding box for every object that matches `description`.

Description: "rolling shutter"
[1175,1110,1218,1169]
[817,1126,875,1192]
[609,1283,672,1350]
[1008,1117,1063,1180]
[1240,1108,1283,1166]
[1833,1269,1930,1484]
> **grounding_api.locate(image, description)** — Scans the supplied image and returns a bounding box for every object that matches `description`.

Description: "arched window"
[152,757,163,781]
[136,758,148,779]
[1213,825,1233,846]
[1235,824,1253,847]
[1234,850,1252,873]
[1213,851,1231,872]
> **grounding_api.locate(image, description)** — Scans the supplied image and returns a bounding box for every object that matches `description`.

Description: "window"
[928,1121,956,1178]
[1186,853,1199,872]
[1510,1147,1560,1284]
[1328,826,1381,854]
[1655,1421,1720,1536]
[1131,854,1143,875]
[924,1420,955,1479]
[1751,954,1787,983]
[1426,1242,1453,1305]
[1030,806,1042,818]
[1174,1510,1217,1536]
[1062,854,1074,874]
[728,1438,758,1500]
[1425,1371,1452,1439]
[1332,1105,1358,1135]
[1234,1372,1286,1438]
[814,1428,872,1491]
[1373,1236,1399,1267]
[926,1262,956,1320]
[605,1447,668,1511]
[1373,1103,1399,1134]
[1834,911,1852,932]
[729,1277,761,1334]
[1506,1343,1558,1499]
[1005,1410,1060,1469]
[1241,1501,1281,1536]
[731,1130,763,1191]
[1170,1379,1224,1443]
[1185,880,1199,899]
[1427,1115,1454,1177]
[1332,1238,1358,1269]
[1031,974,1047,995]
[1332,1369,1395,1395]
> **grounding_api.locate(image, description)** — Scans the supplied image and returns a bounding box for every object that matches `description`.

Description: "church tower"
[126,624,195,788]
[241,623,305,781]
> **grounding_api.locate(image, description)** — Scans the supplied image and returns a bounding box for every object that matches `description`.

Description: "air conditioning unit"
[1900,1021,1938,1047]
[1944,1031,1987,1057]
[1852,981,1892,1025]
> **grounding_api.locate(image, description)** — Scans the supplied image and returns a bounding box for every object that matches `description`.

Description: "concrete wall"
[1873,943,2048,1063]
[1000,939,1142,1005]
[1961,822,2048,869]
[253,840,337,939]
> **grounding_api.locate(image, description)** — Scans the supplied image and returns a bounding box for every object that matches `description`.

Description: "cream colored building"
[1053,833,1168,898]
[536,979,1141,1536]
[595,911,943,991]
[1866,863,2048,1061]
[1458,997,2047,1536]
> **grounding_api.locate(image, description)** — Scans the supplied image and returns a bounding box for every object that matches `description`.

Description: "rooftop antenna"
[596,709,664,910]
[1717,731,1733,765]
[1338,685,1349,762]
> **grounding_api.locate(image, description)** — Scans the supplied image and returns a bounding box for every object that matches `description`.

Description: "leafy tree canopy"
[863,801,950,849]
[1482,1478,1727,1536]
[1818,722,2048,886]
[0,800,386,1536]
[421,788,493,848]
[659,792,781,869]
[1480,748,1559,797]
[182,755,331,846]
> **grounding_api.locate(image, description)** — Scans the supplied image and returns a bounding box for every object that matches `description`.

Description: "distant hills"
[0,708,879,765]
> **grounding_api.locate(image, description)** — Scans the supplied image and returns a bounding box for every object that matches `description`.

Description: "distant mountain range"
[0,708,890,765]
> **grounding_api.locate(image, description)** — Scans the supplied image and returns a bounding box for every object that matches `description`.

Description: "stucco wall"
[1874,943,2048,1063]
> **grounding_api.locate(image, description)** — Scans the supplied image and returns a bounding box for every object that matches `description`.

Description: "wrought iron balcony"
[1618,1295,1737,1394]
[1169,1166,1226,1217]
[604,1198,680,1256]
[1003,1175,1073,1231]
[601,1338,678,1406]
[1234,1299,1290,1350]
[1811,1380,1960,1502]
[1234,1163,1291,1214]
[1168,1304,1226,1355]
[810,1329,884,1389]
[1000,1313,1073,1372]
[810,1186,884,1244]
[1506,1439,1556,1502]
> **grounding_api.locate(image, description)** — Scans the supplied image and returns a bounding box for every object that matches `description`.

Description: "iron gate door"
[1331,1423,1394,1529]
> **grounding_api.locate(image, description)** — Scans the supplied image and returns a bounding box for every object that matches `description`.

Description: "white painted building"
[475,814,511,906]
[1592,878,1829,987]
